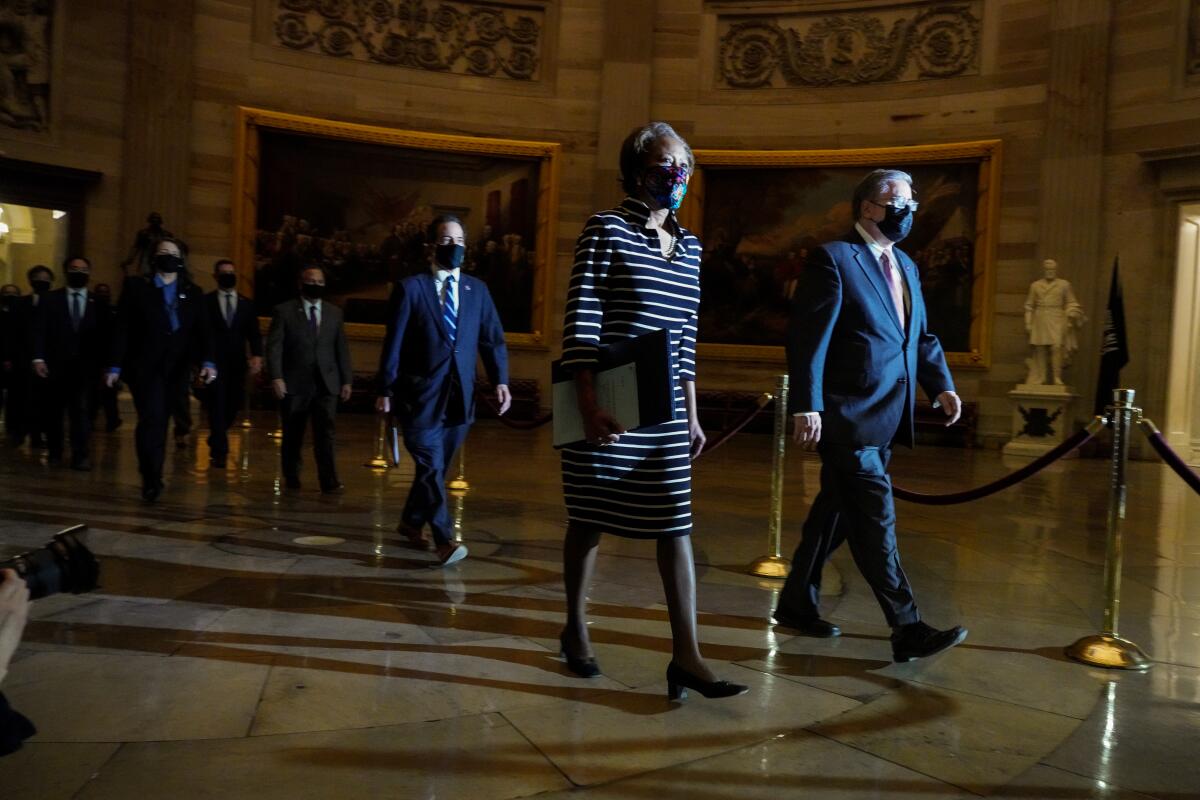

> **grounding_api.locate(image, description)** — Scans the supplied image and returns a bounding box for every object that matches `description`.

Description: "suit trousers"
[205,368,246,461]
[778,444,920,627]
[46,365,95,463]
[3,369,29,445]
[280,389,339,488]
[401,423,468,546]
[130,362,192,486]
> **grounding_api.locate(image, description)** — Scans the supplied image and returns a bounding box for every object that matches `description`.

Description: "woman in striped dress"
[558,122,748,701]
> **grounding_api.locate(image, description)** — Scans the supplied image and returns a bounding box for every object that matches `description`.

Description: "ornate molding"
[716,2,982,89]
[269,0,543,81]
[0,1,52,132]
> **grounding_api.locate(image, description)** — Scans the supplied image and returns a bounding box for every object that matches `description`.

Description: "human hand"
[199,366,217,384]
[32,362,48,379]
[0,569,30,685]
[339,384,352,402]
[583,408,625,446]
[105,372,120,389]
[375,396,390,414]
[688,418,707,460]
[936,391,962,426]
[272,378,287,400]
[495,384,512,416]
[792,412,821,448]
[249,356,263,376]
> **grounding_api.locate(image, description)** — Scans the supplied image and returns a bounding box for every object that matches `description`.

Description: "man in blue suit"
[376,215,510,566]
[774,169,968,663]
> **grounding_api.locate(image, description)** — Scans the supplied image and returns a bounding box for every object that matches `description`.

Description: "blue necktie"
[442,274,457,341]
[71,292,82,330]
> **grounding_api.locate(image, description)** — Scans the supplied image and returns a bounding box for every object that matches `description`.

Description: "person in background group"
[774,169,968,663]
[203,259,263,469]
[375,215,510,567]
[6,266,53,449]
[106,238,216,502]
[557,122,747,701]
[0,284,21,435]
[267,267,352,494]
[30,256,105,470]
[89,283,122,432]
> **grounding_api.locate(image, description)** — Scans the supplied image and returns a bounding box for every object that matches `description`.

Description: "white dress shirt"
[431,265,461,309]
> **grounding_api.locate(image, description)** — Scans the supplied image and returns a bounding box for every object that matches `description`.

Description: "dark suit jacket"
[787,233,955,449]
[205,290,263,371]
[31,288,106,372]
[110,276,213,381]
[266,299,352,396]
[375,272,508,428]
[2,296,36,365]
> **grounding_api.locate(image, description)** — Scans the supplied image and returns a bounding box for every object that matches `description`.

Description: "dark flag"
[1093,257,1129,414]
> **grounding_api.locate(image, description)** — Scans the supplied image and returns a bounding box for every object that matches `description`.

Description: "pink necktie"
[880,250,906,329]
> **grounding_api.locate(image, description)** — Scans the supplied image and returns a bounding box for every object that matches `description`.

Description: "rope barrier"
[892,416,1109,505]
[1138,419,1200,496]
[700,392,773,456]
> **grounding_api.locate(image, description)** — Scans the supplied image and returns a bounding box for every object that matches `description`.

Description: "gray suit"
[267,299,352,489]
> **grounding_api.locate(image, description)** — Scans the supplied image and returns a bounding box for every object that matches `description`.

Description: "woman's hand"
[583,408,625,446]
[688,418,706,460]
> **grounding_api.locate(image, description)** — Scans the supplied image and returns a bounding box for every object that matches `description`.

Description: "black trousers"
[130,363,192,487]
[280,389,339,488]
[90,379,121,429]
[401,422,468,546]
[205,367,245,461]
[46,365,95,463]
[2,368,28,444]
[778,443,920,627]
[170,377,192,437]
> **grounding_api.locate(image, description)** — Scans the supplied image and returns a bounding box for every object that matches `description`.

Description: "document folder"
[551,329,675,448]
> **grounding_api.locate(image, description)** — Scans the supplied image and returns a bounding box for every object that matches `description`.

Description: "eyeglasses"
[868,198,919,213]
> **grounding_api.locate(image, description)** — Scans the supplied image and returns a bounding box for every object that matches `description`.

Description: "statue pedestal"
[1003,385,1079,458]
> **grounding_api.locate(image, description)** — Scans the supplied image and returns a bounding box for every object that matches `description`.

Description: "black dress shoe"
[666,662,749,701]
[71,458,92,471]
[891,621,968,663]
[210,458,226,470]
[559,630,601,678]
[141,483,161,502]
[773,609,841,638]
[284,476,302,490]
[47,453,64,466]
[320,482,345,494]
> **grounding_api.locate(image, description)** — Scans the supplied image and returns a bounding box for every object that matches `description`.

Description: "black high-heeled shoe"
[559,630,601,679]
[666,662,749,701]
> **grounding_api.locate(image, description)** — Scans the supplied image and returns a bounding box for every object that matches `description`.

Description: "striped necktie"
[71,291,82,330]
[442,274,457,341]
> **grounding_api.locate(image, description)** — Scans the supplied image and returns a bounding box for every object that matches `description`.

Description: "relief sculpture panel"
[0,0,51,132]
[716,2,982,89]
[270,0,543,81]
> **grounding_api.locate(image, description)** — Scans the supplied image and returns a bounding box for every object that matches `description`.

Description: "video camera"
[0,525,99,600]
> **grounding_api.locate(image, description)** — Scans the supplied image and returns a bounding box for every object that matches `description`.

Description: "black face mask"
[31,279,51,295]
[435,243,465,270]
[301,282,325,300]
[876,205,914,243]
[153,254,183,274]
[216,273,238,290]
[66,272,90,289]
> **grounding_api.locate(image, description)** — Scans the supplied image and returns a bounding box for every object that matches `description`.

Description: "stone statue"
[120,212,174,277]
[1024,259,1086,386]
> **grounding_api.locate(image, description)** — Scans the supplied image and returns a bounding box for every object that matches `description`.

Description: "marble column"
[1034,1,1114,419]
[120,0,196,252]
[593,0,656,210]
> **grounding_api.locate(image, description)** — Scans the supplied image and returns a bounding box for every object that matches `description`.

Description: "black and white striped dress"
[560,197,701,538]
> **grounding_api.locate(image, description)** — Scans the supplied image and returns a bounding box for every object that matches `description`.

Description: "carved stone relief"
[0,0,52,132]
[1187,0,1200,81]
[716,2,982,89]
[270,0,542,81]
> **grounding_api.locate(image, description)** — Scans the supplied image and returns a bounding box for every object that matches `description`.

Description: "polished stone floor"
[0,407,1197,799]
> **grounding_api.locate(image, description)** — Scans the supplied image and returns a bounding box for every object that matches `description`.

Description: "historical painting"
[232,108,560,347]
[678,141,1001,366]
[0,0,52,132]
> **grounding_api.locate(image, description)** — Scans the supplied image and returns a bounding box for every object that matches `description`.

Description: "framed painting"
[231,107,561,348]
[677,140,1001,367]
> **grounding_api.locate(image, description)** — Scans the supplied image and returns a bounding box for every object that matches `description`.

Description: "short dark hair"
[213,258,235,272]
[619,122,694,195]
[299,265,325,281]
[0,284,20,296]
[851,169,913,221]
[62,255,91,272]
[427,214,465,242]
[27,265,52,282]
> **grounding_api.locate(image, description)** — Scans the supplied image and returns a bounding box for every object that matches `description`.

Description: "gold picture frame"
[677,140,1001,368]
[231,106,561,348]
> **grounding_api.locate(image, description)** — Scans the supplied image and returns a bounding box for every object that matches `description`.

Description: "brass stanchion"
[364,415,392,470]
[451,488,466,543]
[1065,388,1151,670]
[749,375,790,578]
[447,441,469,492]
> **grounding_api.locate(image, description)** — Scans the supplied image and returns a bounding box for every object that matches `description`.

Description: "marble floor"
[0,409,1197,799]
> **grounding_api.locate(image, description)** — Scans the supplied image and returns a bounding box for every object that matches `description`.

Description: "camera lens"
[0,525,100,600]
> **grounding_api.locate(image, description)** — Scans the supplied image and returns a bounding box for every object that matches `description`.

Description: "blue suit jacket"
[375,272,509,428]
[786,234,955,448]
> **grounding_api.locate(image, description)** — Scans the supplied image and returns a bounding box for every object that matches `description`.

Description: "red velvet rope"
[892,422,1103,505]
[1140,421,1200,496]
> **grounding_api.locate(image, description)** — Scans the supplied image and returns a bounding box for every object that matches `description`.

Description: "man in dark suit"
[106,238,216,501]
[89,283,122,433]
[31,256,105,470]
[267,266,352,493]
[775,169,968,663]
[203,259,263,469]
[0,284,22,436]
[375,215,510,566]
[5,266,53,448]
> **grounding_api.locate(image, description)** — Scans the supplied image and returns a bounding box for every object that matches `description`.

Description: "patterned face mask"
[643,164,690,210]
